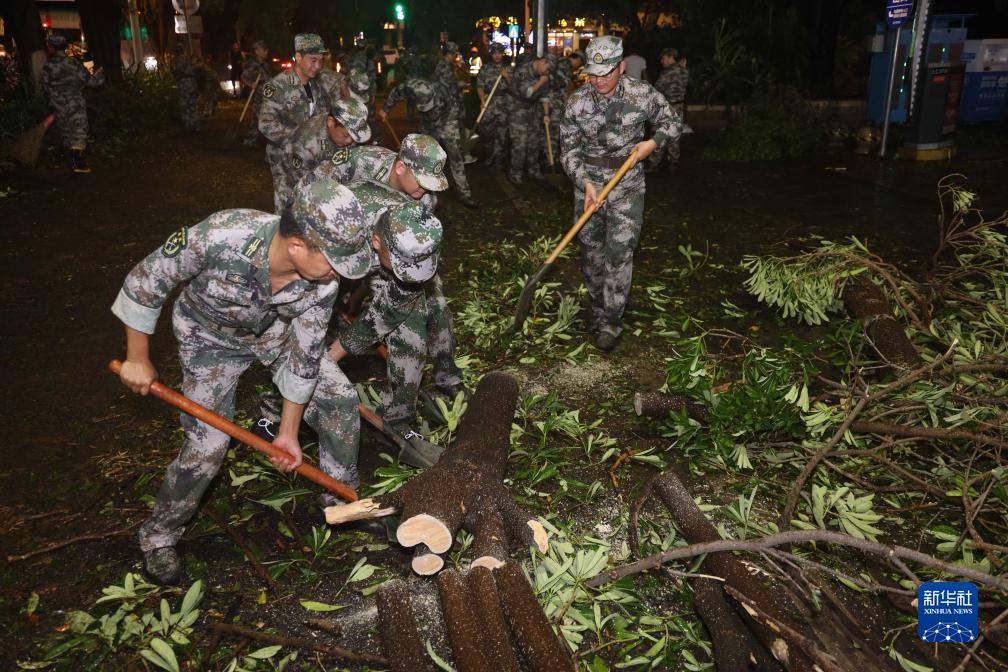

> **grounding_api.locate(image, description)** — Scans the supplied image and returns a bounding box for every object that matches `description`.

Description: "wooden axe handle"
[239,72,262,123]
[108,359,358,502]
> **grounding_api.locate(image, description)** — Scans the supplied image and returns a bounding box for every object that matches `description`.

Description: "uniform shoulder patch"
[262,83,275,98]
[331,147,349,165]
[161,228,188,257]
[292,155,303,169]
[242,236,264,259]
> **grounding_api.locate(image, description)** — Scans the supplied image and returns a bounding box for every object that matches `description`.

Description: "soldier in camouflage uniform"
[112,179,371,585]
[434,42,464,125]
[240,41,272,147]
[173,43,200,133]
[259,34,335,213]
[647,48,689,170]
[560,36,682,353]
[280,97,371,189]
[311,136,464,463]
[41,34,103,173]
[503,53,550,185]
[347,39,377,115]
[379,75,478,208]
[543,53,571,173]
[476,43,509,169]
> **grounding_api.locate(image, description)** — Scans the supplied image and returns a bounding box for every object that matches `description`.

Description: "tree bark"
[493,561,575,672]
[376,579,432,672]
[436,570,494,672]
[466,567,521,672]
[842,277,921,369]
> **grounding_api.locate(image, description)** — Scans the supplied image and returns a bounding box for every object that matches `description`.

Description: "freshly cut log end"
[324,498,397,526]
[397,513,453,554]
[375,580,430,672]
[527,520,548,553]
[412,546,445,576]
[471,556,506,570]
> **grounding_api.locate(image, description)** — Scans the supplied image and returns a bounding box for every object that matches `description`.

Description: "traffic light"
[394,3,405,21]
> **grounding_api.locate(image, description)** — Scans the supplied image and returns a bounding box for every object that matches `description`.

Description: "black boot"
[72,149,91,174]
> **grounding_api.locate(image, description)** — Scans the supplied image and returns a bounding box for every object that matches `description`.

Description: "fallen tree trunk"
[842,277,921,369]
[436,570,494,672]
[375,580,432,672]
[633,392,711,423]
[466,567,522,672]
[326,372,548,574]
[494,561,575,672]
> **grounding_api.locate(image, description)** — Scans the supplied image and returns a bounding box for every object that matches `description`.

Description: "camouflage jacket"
[559,76,681,190]
[338,180,433,355]
[383,76,454,125]
[476,61,509,109]
[42,52,101,108]
[507,59,547,107]
[240,58,272,94]
[111,210,340,403]
[433,60,463,113]
[282,113,357,186]
[259,71,333,153]
[655,64,688,104]
[172,54,196,81]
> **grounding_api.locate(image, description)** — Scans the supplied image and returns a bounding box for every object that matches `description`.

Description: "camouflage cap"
[294,33,328,55]
[252,40,268,51]
[442,41,460,55]
[379,202,442,283]
[406,79,437,112]
[398,134,448,192]
[489,43,505,55]
[585,36,623,75]
[290,179,371,278]
[330,96,371,144]
[660,47,680,60]
[347,67,370,94]
[47,35,67,48]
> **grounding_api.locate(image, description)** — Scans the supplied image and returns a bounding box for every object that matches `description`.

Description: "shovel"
[463,72,502,156]
[382,116,401,149]
[108,359,358,502]
[513,151,640,330]
[542,101,567,190]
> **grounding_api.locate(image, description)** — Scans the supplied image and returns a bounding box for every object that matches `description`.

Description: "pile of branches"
[626,176,1008,670]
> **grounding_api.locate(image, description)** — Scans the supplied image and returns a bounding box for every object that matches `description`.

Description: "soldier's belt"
[185,302,286,339]
[584,155,631,170]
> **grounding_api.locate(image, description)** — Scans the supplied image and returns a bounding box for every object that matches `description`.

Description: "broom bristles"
[7,114,56,167]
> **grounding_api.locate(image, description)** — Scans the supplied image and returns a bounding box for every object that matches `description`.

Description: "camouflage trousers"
[138,301,359,553]
[243,97,262,145]
[478,104,508,167]
[508,102,544,182]
[266,144,293,214]
[377,274,462,423]
[420,117,473,200]
[178,78,200,132]
[574,167,646,338]
[647,102,684,167]
[52,97,89,150]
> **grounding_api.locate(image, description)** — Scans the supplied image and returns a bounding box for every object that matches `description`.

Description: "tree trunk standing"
[78,0,123,83]
[0,0,47,92]
[807,0,843,97]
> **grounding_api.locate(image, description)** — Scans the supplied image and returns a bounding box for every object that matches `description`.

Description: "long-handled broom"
[7,113,56,167]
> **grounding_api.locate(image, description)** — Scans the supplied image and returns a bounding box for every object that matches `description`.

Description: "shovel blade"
[513,263,553,331]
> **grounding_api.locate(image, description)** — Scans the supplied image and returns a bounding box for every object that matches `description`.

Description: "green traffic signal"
[394,3,405,21]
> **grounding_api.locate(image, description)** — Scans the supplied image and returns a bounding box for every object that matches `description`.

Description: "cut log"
[471,512,508,569]
[465,567,521,672]
[376,579,432,672]
[842,277,921,369]
[493,561,575,672]
[412,544,445,576]
[436,570,494,672]
[633,391,711,423]
[329,372,548,574]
